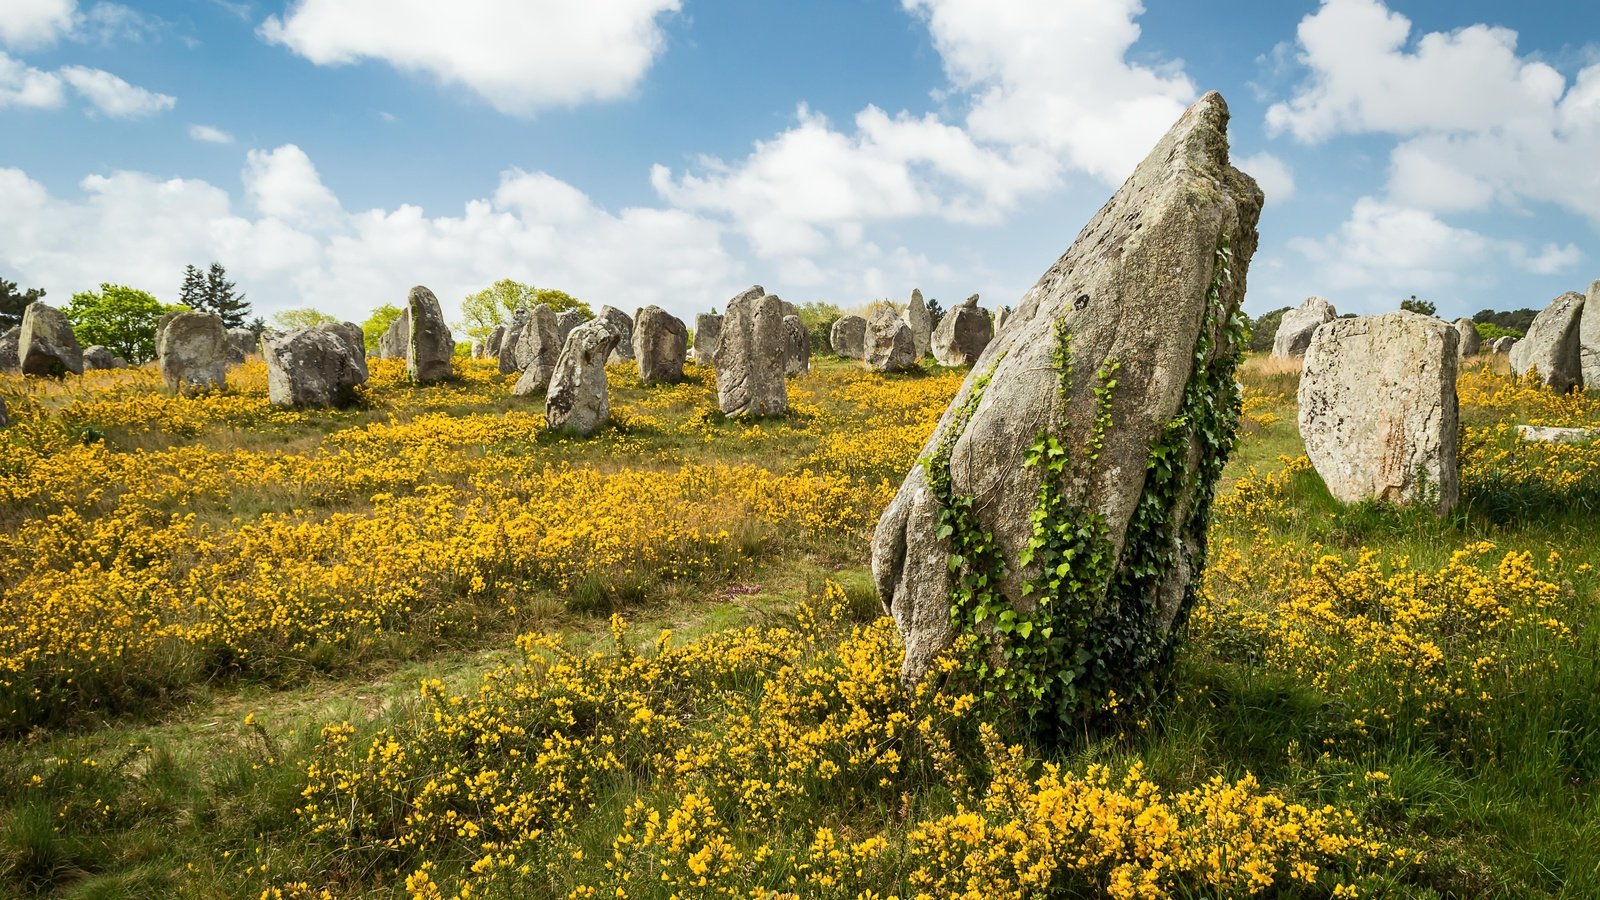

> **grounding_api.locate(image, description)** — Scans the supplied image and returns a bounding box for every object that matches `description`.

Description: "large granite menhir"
[633,305,688,384]
[1511,291,1584,393]
[158,311,230,394]
[546,319,620,436]
[871,92,1263,697]
[407,286,454,383]
[713,286,787,417]
[263,323,369,407]
[19,302,83,377]
[1272,296,1336,359]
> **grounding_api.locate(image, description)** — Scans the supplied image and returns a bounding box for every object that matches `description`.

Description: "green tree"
[180,262,252,328]
[925,298,946,331]
[458,279,593,341]
[796,301,842,352]
[179,265,205,309]
[63,284,174,363]
[362,303,405,353]
[272,308,339,330]
[0,278,46,330]
[1400,295,1437,316]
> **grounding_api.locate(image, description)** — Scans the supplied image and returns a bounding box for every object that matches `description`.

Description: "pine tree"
[179,265,205,310]
[201,262,252,328]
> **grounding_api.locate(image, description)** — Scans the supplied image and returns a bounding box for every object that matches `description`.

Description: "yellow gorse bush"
[293,586,1401,898]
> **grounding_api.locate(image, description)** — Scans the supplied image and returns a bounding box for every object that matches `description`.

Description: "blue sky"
[2,0,1598,330]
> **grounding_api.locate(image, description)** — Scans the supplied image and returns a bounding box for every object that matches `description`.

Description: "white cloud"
[0,50,65,108]
[1235,152,1296,203]
[0,0,76,49]
[0,146,749,328]
[260,0,681,116]
[189,123,233,144]
[58,64,173,117]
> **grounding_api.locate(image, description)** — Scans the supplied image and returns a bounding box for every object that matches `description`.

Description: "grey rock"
[512,304,561,390]
[782,314,810,376]
[499,308,529,374]
[693,313,722,365]
[556,309,585,349]
[599,306,635,363]
[1299,311,1459,514]
[1490,335,1517,354]
[993,307,1009,336]
[0,327,18,372]
[82,345,118,370]
[830,314,867,360]
[931,294,992,367]
[19,302,83,377]
[713,285,788,417]
[633,305,688,384]
[1271,296,1336,358]
[406,285,454,383]
[1580,279,1600,387]
[0,396,7,428]
[262,323,368,407]
[1510,291,1584,392]
[906,289,932,359]
[226,327,257,364]
[1453,318,1481,357]
[865,304,916,373]
[546,319,620,436]
[379,310,411,360]
[485,325,507,359]
[871,91,1263,686]
[329,321,369,381]
[1518,424,1599,444]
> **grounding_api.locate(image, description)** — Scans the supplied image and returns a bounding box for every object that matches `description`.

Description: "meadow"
[1,352,1597,898]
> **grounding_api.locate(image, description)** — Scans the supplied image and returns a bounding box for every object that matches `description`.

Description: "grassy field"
[1,351,1598,898]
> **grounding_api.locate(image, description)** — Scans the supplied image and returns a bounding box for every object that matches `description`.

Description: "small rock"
[1453,318,1481,356]
[82,345,118,370]
[1518,424,1598,444]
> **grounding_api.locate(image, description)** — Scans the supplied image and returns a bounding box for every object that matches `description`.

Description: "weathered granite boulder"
[407,286,454,383]
[906,289,932,359]
[1299,312,1459,514]
[0,327,19,372]
[485,325,507,360]
[931,295,992,367]
[993,306,1009,336]
[499,308,529,374]
[830,314,867,359]
[155,310,180,350]
[378,310,410,360]
[227,327,256,364]
[512,304,561,392]
[1490,335,1517,354]
[633,305,688,384]
[871,92,1263,695]
[1454,318,1481,357]
[713,285,788,417]
[546,319,620,436]
[262,324,368,407]
[19,302,83,376]
[865,305,916,373]
[600,306,635,363]
[158,312,231,393]
[1510,291,1584,392]
[782,314,810,376]
[329,321,369,381]
[556,309,585,350]
[693,313,722,365]
[82,346,118,370]
[1579,279,1600,387]
[1518,424,1598,444]
[1271,296,1336,358]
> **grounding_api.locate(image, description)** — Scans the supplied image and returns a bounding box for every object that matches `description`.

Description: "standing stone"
[485,325,507,360]
[379,310,411,360]
[19,302,84,376]
[155,310,180,350]
[227,327,256,364]
[498,309,529,374]
[471,341,485,360]
[775,297,798,320]
[510,305,563,396]
[713,285,788,417]
[1490,336,1517,355]
[556,309,585,349]
[871,92,1263,692]
[1453,318,1481,357]
[1299,312,1460,515]
[262,323,368,407]
[693,313,722,365]
[782,314,810,376]
[830,315,867,360]
[1271,296,1337,358]
[993,307,1009,336]
[406,285,454,383]
[546,320,621,436]
[82,346,118,370]
[599,306,635,364]
[906,289,932,359]
[1510,291,1584,393]
[1579,279,1600,387]
[633,305,688,384]
[931,295,993,367]
[865,305,916,373]
[0,327,19,372]
[330,321,369,381]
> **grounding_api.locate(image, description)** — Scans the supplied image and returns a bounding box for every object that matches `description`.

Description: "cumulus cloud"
[1235,152,1296,203]
[189,123,233,144]
[260,0,682,116]
[0,50,65,108]
[0,0,76,49]
[58,64,173,117]
[0,146,751,328]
